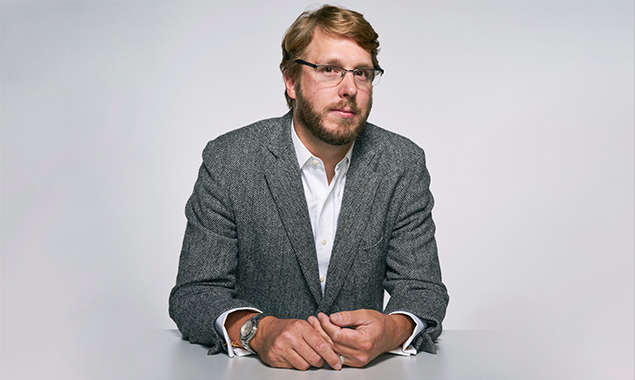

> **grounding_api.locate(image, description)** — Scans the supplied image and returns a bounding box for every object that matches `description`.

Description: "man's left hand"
[308,309,415,368]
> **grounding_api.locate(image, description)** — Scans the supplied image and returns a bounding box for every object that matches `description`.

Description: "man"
[169,5,449,371]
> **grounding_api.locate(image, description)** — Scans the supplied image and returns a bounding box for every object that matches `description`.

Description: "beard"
[295,85,372,146]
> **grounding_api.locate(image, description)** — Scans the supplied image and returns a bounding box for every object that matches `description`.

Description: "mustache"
[327,100,362,114]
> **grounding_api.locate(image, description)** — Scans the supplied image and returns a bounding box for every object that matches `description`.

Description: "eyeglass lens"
[315,66,381,87]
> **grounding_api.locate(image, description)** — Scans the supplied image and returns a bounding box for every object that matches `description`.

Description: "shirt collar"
[291,120,355,169]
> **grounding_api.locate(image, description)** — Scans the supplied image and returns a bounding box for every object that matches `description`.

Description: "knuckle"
[260,353,272,364]
[294,360,311,371]
[261,353,278,367]
[277,361,293,369]
[271,338,286,352]
[307,353,323,367]
[359,340,373,352]
[358,353,370,365]
[313,339,327,352]
[292,320,307,329]
[280,330,295,342]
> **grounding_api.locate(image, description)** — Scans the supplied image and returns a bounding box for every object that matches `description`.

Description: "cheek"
[357,92,371,108]
[308,89,333,107]
[305,82,325,97]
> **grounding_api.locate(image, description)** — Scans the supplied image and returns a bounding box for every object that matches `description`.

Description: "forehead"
[303,28,373,67]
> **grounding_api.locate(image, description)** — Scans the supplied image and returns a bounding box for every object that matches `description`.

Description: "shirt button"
[321,239,327,245]
[312,159,318,165]
[320,276,325,282]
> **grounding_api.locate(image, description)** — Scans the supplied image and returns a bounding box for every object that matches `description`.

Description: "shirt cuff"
[215,307,262,357]
[387,311,426,356]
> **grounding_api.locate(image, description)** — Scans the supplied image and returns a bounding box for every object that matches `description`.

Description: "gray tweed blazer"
[169,111,449,355]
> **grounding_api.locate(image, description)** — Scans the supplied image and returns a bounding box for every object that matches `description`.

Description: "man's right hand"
[249,316,343,371]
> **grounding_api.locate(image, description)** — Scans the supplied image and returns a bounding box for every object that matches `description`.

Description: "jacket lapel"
[320,130,381,309]
[261,114,323,305]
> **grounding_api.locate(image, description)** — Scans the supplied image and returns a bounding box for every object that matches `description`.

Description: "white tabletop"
[137,329,512,380]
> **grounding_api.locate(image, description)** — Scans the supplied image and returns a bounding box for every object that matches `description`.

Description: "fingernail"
[331,313,341,322]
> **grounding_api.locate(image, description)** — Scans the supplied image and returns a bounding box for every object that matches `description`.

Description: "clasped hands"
[245,309,414,370]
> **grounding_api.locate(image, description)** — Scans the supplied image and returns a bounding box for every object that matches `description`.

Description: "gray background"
[1,0,633,379]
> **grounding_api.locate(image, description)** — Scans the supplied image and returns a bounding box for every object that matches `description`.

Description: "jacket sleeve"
[168,140,258,354]
[382,147,449,354]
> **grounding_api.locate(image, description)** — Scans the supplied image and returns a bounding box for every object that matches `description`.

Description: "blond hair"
[280,5,380,108]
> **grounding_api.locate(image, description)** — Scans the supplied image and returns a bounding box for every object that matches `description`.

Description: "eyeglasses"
[295,59,384,88]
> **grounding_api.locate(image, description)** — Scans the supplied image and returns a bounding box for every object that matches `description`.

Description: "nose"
[338,71,358,98]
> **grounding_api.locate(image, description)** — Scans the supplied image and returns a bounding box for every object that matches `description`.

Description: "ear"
[283,70,297,100]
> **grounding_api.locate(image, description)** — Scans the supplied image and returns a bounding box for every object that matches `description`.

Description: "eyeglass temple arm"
[295,59,384,74]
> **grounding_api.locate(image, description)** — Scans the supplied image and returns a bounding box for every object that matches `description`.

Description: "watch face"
[240,320,253,337]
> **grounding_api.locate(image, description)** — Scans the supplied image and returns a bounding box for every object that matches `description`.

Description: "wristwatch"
[240,313,268,355]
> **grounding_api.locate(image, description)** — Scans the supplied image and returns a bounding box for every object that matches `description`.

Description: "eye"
[317,65,341,77]
[354,69,374,83]
[354,70,367,78]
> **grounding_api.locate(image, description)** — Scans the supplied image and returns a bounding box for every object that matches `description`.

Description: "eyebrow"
[322,58,374,70]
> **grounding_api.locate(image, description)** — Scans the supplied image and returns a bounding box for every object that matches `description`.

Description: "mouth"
[330,108,358,119]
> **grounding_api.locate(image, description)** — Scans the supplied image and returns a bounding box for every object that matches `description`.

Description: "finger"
[310,316,334,345]
[337,353,365,368]
[274,323,328,369]
[330,310,367,327]
[319,313,359,348]
[303,327,341,370]
[319,313,365,349]
[318,312,342,338]
[299,348,326,369]
[324,342,376,369]
[283,348,314,371]
[317,313,334,337]
[291,336,330,369]
[316,314,361,360]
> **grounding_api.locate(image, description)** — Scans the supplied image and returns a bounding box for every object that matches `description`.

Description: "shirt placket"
[311,159,340,295]
[316,190,334,294]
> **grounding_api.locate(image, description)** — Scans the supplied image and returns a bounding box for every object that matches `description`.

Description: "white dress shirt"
[215,122,425,357]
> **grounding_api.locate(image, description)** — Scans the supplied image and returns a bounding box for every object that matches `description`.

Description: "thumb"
[330,310,364,327]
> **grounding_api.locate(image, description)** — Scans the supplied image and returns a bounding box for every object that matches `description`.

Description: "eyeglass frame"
[294,59,385,87]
